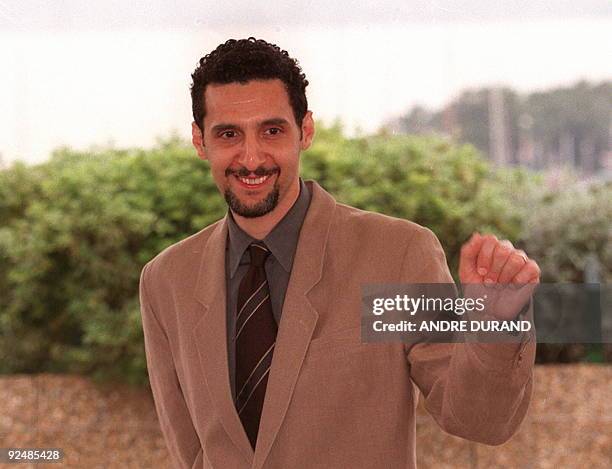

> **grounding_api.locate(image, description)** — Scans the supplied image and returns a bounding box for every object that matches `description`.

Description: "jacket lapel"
[192,181,337,469]
[253,181,336,469]
[193,216,254,464]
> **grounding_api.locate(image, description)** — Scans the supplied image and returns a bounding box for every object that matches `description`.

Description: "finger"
[497,251,526,284]
[460,232,485,265]
[527,275,540,284]
[512,260,541,284]
[514,249,528,263]
[487,240,514,282]
[476,235,498,277]
[459,233,487,280]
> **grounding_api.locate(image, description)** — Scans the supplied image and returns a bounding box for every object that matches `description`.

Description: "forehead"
[203,79,294,126]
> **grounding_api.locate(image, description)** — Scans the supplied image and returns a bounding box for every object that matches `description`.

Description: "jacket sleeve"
[139,262,203,468]
[403,228,536,446]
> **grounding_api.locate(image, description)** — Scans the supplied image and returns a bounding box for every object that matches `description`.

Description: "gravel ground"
[1,364,610,468]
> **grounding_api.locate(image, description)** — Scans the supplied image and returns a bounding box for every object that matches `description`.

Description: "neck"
[232,179,300,240]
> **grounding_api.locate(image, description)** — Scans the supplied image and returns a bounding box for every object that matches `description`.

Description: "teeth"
[238,175,270,185]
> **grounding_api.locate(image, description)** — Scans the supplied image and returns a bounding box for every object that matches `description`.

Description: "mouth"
[232,171,277,190]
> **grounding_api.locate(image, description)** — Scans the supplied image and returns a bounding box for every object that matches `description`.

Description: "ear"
[192,121,207,160]
[299,111,315,151]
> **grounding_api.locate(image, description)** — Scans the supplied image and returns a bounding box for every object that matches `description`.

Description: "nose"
[236,132,266,172]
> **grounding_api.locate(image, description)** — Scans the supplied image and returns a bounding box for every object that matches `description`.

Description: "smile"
[239,175,269,185]
[234,173,275,188]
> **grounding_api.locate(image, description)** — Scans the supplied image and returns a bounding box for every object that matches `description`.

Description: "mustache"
[225,166,279,178]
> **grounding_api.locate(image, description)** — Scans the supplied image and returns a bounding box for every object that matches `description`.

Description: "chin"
[224,185,280,218]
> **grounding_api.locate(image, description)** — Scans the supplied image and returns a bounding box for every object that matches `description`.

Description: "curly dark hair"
[190,37,309,131]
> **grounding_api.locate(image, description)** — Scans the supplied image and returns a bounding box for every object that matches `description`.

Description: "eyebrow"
[210,117,291,134]
[261,118,290,127]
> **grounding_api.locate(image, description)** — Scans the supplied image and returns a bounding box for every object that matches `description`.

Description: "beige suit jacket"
[139,180,535,469]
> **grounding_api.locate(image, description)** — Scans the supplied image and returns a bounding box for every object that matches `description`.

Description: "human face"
[192,79,314,218]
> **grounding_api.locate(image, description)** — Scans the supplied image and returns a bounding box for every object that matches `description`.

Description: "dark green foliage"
[0,127,602,385]
[0,138,224,384]
[303,126,526,275]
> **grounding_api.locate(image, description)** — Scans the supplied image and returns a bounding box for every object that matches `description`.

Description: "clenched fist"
[459,233,541,320]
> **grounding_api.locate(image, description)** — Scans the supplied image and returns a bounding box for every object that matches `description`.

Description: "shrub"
[0,129,536,384]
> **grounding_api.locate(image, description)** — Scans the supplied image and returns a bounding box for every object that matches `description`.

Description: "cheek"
[209,154,233,175]
[277,148,300,170]
[208,163,232,189]
[276,159,298,179]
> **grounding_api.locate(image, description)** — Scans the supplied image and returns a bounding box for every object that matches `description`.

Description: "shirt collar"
[226,178,311,278]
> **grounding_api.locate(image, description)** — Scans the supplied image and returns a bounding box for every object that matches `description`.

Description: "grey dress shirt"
[225,179,312,402]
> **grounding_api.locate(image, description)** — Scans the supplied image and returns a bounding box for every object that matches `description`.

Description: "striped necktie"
[235,242,277,449]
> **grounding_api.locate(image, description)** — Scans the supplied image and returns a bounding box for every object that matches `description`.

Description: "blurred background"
[1,1,610,467]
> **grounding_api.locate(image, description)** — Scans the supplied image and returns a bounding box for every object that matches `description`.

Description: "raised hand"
[459,232,540,320]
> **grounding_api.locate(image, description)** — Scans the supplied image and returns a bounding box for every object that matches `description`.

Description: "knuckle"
[485,234,497,242]
[497,246,511,256]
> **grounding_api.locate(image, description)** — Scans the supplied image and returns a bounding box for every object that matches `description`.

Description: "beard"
[224,167,280,218]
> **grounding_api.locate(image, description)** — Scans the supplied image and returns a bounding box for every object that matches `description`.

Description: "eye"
[265,127,282,136]
[219,130,237,139]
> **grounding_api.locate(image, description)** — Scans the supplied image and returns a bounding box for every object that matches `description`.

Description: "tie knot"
[248,243,270,267]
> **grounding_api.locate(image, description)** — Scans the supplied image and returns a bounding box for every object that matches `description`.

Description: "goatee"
[224,182,280,218]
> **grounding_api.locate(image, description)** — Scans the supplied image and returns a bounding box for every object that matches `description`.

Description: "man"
[139,38,540,469]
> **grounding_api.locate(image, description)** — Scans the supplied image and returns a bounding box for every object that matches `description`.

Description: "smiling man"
[139,38,539,469]
[192,77,313,238]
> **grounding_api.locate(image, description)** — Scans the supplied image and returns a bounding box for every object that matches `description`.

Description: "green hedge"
[0,128,580,384]
[0,138,224,384]
[519,181,611,363]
